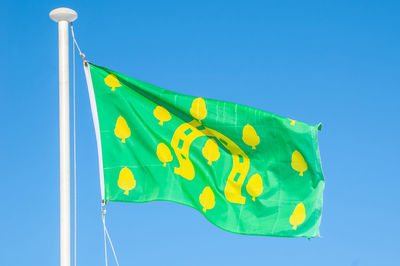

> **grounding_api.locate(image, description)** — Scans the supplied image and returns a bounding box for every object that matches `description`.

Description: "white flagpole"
[50,7,77,266]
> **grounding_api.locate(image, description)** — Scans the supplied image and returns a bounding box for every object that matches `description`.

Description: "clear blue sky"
[1,1,399,265]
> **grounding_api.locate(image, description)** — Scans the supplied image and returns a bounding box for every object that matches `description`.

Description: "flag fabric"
[84,62,325,238]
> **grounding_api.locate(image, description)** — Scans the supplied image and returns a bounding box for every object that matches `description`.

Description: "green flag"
[84,62,324,238]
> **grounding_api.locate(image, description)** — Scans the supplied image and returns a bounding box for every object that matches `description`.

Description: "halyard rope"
[71,24,85,62]
[72,23,77,266]
[70,23,120,266]
[102,208,120,266]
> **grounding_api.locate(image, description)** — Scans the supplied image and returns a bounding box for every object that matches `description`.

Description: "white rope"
[102,208,120,266]
[71,24,85,60]
[70,24,120,266]
[103,211,108,266]
[72,22,77,266]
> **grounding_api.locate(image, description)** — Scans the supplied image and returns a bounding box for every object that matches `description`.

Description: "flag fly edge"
[83,62,105,202]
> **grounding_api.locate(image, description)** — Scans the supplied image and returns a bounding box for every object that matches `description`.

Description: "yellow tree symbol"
[156,143,173,167]
[114,116,131,143]
[190,97,207,122]
[246,173,263,201]
[153,106,171,125]
[199,186,215,213]
[288,118,296,126]
[289,202,306,230]
[242,124,260,149]
[202,139,220,165]
[118,167,136,195]
[291,150,308,176]
[104,74,122,91]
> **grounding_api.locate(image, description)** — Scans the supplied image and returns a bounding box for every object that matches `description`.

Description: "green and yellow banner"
[84,62,324,238]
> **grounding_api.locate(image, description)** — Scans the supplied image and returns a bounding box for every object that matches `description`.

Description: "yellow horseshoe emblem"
[171,119,249,204]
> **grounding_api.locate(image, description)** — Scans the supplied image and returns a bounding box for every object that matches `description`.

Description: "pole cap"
[49,7,78,22]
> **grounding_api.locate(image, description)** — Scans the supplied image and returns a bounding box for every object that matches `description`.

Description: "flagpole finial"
[50,7,77,22]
